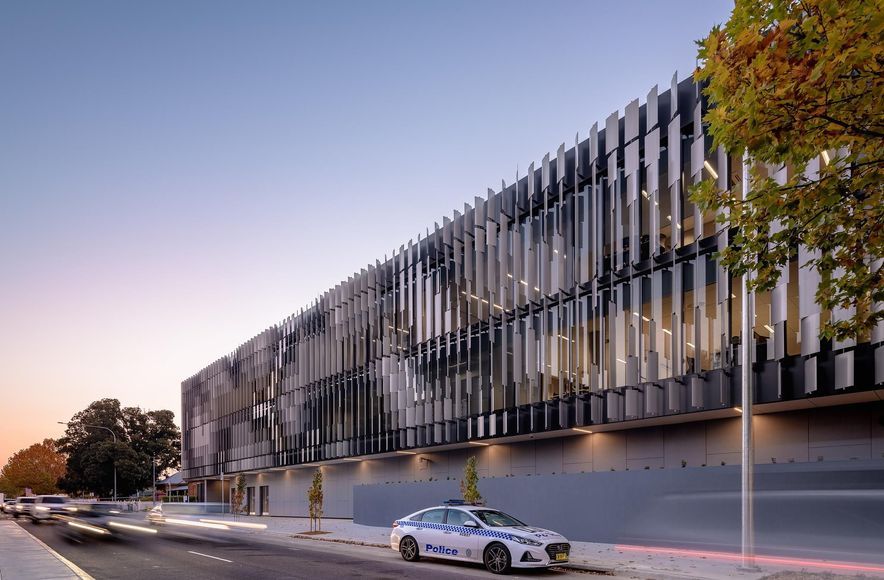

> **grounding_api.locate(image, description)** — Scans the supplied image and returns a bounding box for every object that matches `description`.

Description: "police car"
[390,501,570,574]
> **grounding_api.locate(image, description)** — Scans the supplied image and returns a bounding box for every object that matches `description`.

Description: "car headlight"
[36,506,51,512]
[510,535,543,547]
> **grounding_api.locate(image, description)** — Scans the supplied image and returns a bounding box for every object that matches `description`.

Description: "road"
[12,517,587,580]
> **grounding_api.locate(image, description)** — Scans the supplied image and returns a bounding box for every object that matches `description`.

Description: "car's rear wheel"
[484,542,511,574]
[399,536,420,562]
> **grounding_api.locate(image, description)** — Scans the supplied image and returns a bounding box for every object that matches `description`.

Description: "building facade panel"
[182,75,883,482]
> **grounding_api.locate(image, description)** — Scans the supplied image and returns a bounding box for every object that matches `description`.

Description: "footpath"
[207,514,884,580]
[0,520,92,580]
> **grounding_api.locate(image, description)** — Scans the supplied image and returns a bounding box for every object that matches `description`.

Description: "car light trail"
[614,544,884,574]
[164,518,230,530]
[68,521,109,535]
[199,519,267,530]
[108,521,158,534]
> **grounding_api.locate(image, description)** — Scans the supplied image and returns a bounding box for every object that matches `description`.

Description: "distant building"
[180,75,883,541]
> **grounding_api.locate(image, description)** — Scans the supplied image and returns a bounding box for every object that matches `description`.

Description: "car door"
[411,508,449,558]
[442,508,481,562]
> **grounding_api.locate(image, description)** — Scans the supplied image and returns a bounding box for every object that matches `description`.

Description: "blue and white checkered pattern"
[396,520,513,541]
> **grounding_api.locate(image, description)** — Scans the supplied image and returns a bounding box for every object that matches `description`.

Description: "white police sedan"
[391,503,570,574]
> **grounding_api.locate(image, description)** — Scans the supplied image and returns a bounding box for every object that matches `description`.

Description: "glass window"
[418,508,446,523]
[446,509,477,526]
[472,509,526,527]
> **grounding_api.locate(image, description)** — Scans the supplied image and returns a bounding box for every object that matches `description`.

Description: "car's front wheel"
[484,542,511,574]
[399,536,420,562]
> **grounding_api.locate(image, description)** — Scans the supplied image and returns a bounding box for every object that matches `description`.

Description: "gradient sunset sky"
[0,0,732,466]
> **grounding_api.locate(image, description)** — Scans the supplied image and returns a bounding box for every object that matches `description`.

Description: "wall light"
[396,451,416,455]
[469,441,489,446]
[573,427,594,434]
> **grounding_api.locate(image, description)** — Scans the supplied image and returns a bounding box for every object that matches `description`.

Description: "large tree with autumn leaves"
[692,0,883,340]
[0,439,66,496]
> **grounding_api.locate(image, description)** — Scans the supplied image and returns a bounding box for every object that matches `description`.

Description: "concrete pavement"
[0,520,92,580]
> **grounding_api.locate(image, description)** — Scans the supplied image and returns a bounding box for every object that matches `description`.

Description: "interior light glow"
[468,441,489,446]
[573,427,594,434]
[703,160,719,180]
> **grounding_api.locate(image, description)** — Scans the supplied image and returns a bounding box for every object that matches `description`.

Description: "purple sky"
[0,0,733,466]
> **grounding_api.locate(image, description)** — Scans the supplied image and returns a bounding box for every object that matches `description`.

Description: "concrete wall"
[241,402,884,520]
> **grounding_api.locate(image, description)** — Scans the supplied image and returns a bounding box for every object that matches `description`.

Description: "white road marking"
[187,551,233,563]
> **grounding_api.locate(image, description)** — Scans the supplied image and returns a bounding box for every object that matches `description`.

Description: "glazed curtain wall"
[182,75,881,479]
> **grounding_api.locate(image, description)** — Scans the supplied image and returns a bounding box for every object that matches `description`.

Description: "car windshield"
[19,498,35,504]
[471,510,526,527]
[42,497,66,504]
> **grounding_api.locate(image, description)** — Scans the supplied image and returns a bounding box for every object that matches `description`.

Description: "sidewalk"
[208,514,884,580]
[0,520,92,580]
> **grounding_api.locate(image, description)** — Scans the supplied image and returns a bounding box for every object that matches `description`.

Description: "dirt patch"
[296,530,332,535]
[549,566,617,575]
[291,533,388,549]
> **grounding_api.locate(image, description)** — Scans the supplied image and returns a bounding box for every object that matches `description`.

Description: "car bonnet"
[499,525,566,541]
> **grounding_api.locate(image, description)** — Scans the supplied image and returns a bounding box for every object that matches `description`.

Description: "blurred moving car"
[12,497,36,518]
[57,503,157,542]
[28,495,70,522]
[391,502,570,574]
[2,499,17,514]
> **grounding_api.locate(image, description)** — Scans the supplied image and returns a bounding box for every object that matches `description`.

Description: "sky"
[0,0,733,467]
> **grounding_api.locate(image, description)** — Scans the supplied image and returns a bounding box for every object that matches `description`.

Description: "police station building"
[181,74,884,544]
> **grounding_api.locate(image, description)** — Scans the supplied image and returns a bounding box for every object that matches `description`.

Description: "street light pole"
[58,421,118,502]
[740,149,755,570]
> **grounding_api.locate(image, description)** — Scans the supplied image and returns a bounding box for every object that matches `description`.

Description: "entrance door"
[259,485,269,516]
[246,487,255,515]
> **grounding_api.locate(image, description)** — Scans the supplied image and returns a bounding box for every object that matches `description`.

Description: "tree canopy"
[693,0,883,340]
[56,398,180,498]
[0,439,66,497]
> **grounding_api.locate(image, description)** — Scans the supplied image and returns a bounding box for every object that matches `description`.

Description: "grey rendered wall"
[354,459,884,555]
[249,403,884,519]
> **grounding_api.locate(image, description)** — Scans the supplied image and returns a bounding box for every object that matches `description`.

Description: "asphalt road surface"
[14,517,585,580]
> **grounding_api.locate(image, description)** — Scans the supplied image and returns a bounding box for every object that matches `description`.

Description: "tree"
[460,456,483,505]
[693,0,883,341]
[307,469,323,532]
[0,439,66,497]
[231,474,247,517]
[57,399,181,498]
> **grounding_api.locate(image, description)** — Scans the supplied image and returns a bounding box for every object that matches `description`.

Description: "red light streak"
[614,544,884,574]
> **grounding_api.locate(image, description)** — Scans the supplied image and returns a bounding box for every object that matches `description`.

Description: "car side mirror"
[463,520,479,528]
